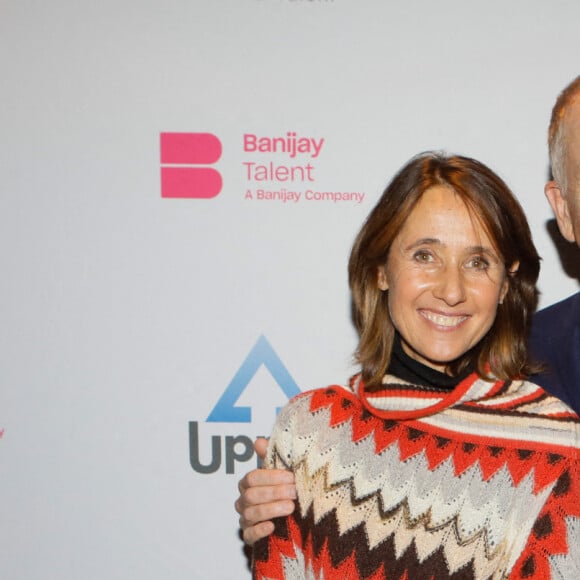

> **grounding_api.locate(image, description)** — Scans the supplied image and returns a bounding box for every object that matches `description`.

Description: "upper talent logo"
[207,335,301,423]
[160,132,223,198]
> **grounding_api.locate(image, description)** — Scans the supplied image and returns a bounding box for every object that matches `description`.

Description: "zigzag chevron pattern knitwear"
[253,373,580,579]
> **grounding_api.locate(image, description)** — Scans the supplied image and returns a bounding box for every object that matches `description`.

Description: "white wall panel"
[1,1,579,578]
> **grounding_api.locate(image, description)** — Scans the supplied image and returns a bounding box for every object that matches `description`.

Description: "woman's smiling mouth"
[420,310,470,328]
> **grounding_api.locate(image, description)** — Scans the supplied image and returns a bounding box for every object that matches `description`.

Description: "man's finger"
[243,521,275,546]
[243,468,295,490]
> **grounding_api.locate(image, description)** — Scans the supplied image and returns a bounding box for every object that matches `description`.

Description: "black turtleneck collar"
[387,334,474,390]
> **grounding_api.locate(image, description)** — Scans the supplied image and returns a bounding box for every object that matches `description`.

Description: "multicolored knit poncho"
[252,372,580,579]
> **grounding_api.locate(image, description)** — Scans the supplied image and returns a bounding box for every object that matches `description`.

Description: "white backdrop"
[1,1,579,579]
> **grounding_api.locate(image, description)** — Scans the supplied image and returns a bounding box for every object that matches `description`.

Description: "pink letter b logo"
[160,133,223,199]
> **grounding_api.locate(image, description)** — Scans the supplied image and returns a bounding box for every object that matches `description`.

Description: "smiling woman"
[249,152,580,580]
[377,186,513,374]
[348,153,540,388]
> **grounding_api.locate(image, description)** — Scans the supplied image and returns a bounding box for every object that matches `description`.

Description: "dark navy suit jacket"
[529,291,580,415]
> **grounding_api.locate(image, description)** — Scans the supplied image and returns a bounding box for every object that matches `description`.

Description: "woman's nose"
[432,265,467,306]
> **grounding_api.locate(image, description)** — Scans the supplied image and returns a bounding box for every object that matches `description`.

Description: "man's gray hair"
[548,75,580,194]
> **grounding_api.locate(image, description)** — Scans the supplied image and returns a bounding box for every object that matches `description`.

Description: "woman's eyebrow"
[403,238,440,251]
[403,239,499,258]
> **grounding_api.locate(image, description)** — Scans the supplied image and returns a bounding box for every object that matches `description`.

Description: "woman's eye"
[413,250,433,263]
[467,256,490,270]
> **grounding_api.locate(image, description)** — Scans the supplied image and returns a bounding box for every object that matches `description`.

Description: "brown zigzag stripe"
[276,452,421,520]
[287,458,502,559]
[292,502,483,580]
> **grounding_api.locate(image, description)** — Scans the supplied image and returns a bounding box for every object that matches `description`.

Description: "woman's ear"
[508,261,520,276]
[500,261,519,303]
[377,266,389,291]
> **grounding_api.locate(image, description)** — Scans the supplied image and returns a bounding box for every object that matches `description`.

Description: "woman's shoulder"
[493,380,580,453]
[512,378,578,414]
[283,381,358,411]
[272,379,363,433]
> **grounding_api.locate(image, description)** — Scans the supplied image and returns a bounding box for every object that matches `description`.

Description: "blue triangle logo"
[206,335,301,423]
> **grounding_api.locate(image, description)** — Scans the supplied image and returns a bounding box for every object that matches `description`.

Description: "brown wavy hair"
[348,152,540,387]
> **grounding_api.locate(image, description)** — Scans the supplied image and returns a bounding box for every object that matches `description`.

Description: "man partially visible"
[235,75,580,546]
[530,75,580,414]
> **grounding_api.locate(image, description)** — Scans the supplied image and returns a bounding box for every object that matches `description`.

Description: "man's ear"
[377,266,389,291]
[545,180,576,242]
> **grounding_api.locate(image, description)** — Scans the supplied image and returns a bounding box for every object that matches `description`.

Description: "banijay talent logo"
[189,335,301,474]
[160,132,222,198]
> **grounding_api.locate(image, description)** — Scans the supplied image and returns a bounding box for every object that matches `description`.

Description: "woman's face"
[378,185,512,373]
